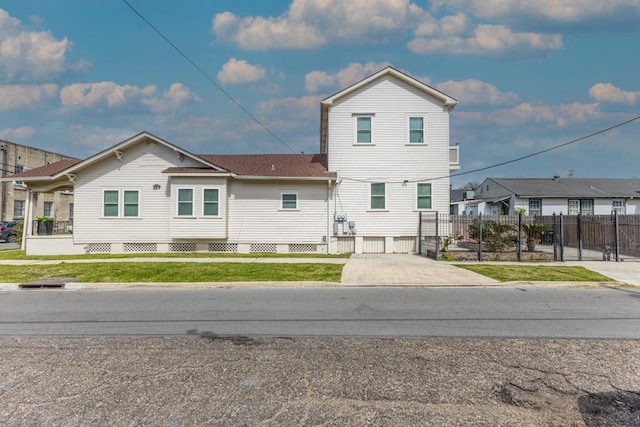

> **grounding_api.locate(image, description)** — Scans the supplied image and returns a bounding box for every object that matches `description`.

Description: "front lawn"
[0,262,344,283]
[455,264,614,282]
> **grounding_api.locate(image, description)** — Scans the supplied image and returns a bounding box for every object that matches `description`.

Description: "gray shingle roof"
[489,178,640,198]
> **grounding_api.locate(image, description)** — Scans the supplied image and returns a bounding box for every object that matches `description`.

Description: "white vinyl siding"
[326,75,451,236]
[417,183,432,209]
[203,188,220,216]
[354,115,373,144]
[281,193,298,210]
[177,188,194,216]
[408,116,425,143]
[370,183,386,210]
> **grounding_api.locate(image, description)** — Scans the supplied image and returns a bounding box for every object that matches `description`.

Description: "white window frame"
[580,199,594,215]
[354,114,374,145]
[176,187,195,217]
[281,193,298,210]
[43,201,53,217]
[103,189,140,218]
[612,199,625,214]
[369,183,386,210]
[416,183,432,210]
[202,188,220,217]
[13,200,24,219]
[407,115,426,144]
[529,199,542,216]
[568,199,580,215]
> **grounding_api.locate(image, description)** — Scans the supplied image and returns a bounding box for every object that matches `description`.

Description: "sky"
[1,0,639,188]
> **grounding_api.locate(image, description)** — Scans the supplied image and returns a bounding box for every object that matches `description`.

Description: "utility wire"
[121,0,298,154]
[341,115,640,184]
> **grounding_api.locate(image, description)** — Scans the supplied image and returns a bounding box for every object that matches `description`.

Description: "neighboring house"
[470,177,640,216]
[8,66,459,255]
[450,188,475,215]
[0,140,76,223]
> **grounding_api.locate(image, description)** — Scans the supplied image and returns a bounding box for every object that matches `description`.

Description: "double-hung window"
[177,188,194,216]
[103,190,139,217]
[355,115,373,144]
[417,183,432,209]
[281,193,297,210]
[408,116,425,143]
[203,188,220,216]
[370,183,386,210]
[529,199,542,216]
[612,199,625,214]
[43,201,53,217]
[568,199,594,215]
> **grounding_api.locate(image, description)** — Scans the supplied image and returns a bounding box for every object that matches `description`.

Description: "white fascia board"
[235,175,335,182]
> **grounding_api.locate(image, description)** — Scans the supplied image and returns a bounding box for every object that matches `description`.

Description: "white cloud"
[457,102,600,127]
[589,83,639,105]
[431,0,640,24]
[0,84,58,110]
[0,8,84,82]
[60,81,197,113]
[409,24,562,55]
[305,62,393,93]
[142,83,200,113]
[212,0,417,50]
[0,126,36,141]
[436,79,518,105]
[257,95,321,120]
[217,59,267,85]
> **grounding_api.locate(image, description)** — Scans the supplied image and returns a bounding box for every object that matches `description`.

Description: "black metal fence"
[419,212,640,262]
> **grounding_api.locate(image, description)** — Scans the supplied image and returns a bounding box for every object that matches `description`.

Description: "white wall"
[326,75,451,237]
[169,176,227,239]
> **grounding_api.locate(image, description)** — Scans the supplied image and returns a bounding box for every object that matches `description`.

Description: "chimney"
[553,175,560,181]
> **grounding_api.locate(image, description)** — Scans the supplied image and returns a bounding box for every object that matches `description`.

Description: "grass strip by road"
[455,264,614,282]
[0,262,343,283]
[0,249,350,261]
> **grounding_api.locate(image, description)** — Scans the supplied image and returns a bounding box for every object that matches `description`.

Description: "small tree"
[522,223,548,251]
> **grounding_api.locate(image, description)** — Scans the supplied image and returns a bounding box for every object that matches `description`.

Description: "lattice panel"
[208,243,238,252]
[123,243,158,253]
[169,242,197,252]
[288,243,318,253]
[87,243,111,253]
[250,243,277,253]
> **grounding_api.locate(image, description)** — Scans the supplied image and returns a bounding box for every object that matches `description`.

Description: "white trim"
[281,192,298,210]
[202,187,221,217]
[369,182,386,211]
[407,114,426,144]
[176,187,195,217]
[416,182,433,210]
[353,114,375,145]
[102,189,140,218]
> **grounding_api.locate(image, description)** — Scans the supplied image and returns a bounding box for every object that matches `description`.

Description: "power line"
[341,115,640,185]
[120,0,298,154]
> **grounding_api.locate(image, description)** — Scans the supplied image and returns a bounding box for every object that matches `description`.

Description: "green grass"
[0,249,350,261]
[0,262,344,283]
[455,264,615,282]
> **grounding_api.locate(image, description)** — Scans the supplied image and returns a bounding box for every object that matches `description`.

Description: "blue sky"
[1,0,639,188]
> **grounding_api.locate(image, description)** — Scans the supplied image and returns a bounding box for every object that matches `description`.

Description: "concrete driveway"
[340,254,499,286]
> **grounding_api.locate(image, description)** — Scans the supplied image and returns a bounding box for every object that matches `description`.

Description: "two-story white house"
[9,67,459,255]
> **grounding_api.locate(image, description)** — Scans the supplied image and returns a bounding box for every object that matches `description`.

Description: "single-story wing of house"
[467,177,640,216]
[7,66,460,255]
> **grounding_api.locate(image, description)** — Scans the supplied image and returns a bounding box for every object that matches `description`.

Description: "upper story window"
[203,188,220,216]
[370,183,386,210]
[281,193,298,210]
[14,164,24,174]
[354,115,374,144]
[417,183,432,209]
[13,200,24,219]
[408,116,425,143]
[103,190,139,217]
[177,188,194,216]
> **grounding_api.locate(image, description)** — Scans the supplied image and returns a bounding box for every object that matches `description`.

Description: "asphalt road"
[2,287,640,338]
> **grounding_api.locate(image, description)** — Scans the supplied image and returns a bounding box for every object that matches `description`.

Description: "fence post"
[517,212,522,262]
[577,214,582,261]
[553,213,558,261]
[418,211,422,255]
[614,210,620,262]
[478,213,483,262]
[559,213,564,262]
[435,211,439,261]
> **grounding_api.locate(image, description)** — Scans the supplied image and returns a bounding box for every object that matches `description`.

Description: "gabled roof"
[484,178,640,198]
[321,66,458,108]
[319,66,457,153]
[9,158,81,179]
